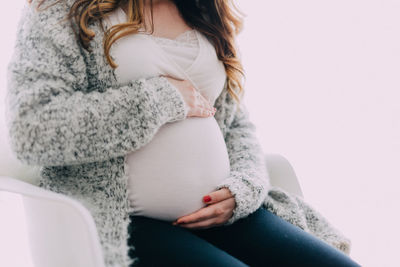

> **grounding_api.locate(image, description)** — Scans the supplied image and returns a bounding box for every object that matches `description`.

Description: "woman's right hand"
[162,75,216,118]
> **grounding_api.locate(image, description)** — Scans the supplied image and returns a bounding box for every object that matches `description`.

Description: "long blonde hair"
[29,0,246,104]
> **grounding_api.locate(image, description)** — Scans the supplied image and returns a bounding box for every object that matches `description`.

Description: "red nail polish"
[203,195,211,202]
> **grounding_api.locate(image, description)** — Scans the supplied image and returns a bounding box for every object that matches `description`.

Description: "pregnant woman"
[6,0,361,266]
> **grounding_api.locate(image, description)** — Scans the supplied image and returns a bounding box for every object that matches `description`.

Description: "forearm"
[6,75,187,167]
[214,99,270,225]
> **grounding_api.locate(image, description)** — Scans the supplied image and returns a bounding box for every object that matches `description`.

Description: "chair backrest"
[265,153,304,198]
[0,176,106,267]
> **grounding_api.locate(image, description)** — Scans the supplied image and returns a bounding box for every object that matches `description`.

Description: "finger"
[200,95,212,110]
[174,204,216,224]
[198,96,211,111]
[177,217,222,230]
[198,108,212,117]
[194,96,204,111]
[197,108,206,117]
[203,99,214,112]
[194,91,210,109]
[178,199,235,228]
[203,187,234,204]
[198,98,207,110]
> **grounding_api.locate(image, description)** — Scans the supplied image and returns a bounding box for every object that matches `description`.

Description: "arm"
[214,91,271,226]
[5,4,187,167]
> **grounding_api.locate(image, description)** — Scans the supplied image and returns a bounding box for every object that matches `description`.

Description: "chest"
[102,7,227,105]
[77,7,233,128]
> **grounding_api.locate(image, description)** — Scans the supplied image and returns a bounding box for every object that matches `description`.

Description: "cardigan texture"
[5,1,352,266]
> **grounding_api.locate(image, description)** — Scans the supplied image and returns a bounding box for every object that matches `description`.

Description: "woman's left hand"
[172,188,236,229]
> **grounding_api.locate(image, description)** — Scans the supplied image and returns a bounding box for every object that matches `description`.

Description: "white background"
[1,1,399,267]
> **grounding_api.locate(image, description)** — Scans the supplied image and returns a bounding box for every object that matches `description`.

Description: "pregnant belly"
[125,116,231,222]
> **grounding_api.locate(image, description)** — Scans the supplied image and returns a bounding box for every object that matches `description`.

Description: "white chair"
[265,153,304,197]
[0,176,106,267]
[0,153,303,267]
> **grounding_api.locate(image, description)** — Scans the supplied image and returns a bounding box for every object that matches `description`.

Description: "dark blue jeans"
[127,206,361,267]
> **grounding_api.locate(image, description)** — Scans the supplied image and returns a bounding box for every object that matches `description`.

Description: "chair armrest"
[0,176,106,267]
[265,153,304,198]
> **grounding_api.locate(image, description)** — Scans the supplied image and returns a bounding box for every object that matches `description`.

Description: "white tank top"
[103,8,230,222]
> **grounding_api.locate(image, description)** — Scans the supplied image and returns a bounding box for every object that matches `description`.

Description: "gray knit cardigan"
[5,1,352,266]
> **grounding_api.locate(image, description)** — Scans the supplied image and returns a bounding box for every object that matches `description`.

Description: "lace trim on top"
[149,29,199,47]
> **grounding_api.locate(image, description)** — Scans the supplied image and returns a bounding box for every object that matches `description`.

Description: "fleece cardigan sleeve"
[5,3,188,167]
[214,92,271,226]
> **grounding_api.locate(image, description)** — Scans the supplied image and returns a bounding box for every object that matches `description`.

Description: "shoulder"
[23,0,72,27]
[17,0,78,49]
[10,1,86,68]
[8,0,89,96]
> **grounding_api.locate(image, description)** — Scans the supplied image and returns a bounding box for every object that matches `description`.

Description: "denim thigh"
[189,206,362,267]
[127,214,249,267]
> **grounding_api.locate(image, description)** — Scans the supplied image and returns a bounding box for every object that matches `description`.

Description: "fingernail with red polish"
[203,195,211,202]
